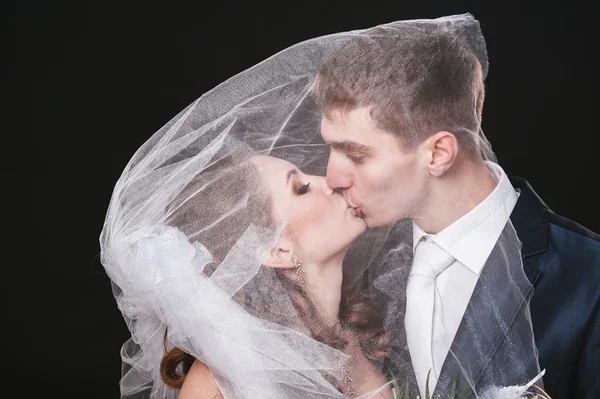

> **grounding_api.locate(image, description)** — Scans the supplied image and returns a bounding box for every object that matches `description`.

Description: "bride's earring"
[292,257,305,285]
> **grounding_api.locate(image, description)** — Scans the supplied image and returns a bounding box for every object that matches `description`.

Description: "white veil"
[100,13,544,399]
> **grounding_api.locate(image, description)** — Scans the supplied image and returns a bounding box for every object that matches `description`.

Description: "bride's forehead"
[252,155,295,173]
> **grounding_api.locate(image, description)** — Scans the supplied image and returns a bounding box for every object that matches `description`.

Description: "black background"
[4,1,597,397]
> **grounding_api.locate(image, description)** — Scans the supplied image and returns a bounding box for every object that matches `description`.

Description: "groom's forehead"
[321,125,392,157]
[319,109,393,149]
[320,122,371,148]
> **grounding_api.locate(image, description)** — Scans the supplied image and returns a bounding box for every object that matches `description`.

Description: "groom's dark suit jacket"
[382,177,599,399]
[507,177,600,398]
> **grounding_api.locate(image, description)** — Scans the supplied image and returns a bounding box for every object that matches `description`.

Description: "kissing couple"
[100,13,599,399]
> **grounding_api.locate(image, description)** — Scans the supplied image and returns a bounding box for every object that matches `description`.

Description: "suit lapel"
[433,224,535,397]
[508,176,548,285]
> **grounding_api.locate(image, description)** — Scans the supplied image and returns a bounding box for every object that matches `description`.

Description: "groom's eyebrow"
[326,140,372,155]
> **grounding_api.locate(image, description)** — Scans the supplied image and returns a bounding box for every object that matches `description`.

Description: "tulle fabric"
[100,13,544,398]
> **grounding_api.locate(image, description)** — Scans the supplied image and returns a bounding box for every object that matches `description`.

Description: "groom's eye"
[346,154,366,164]
[295,182,310,195]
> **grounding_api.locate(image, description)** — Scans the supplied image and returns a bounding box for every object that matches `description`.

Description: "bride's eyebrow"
[286,169,299,185]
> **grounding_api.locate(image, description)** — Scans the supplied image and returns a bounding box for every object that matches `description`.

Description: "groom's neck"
[414,159,497,235]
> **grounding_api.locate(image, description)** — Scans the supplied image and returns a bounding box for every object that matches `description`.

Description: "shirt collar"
[412,162,518,275]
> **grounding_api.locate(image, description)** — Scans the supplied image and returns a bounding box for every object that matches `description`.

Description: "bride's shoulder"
[178,360,223,399]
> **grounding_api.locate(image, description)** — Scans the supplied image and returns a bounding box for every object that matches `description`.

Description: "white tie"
[405,237,455,397]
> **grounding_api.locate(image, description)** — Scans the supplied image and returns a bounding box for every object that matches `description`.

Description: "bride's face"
[253,156,366,263]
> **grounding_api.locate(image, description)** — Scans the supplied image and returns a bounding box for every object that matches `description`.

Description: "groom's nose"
[311,175,335,196]
[326,156,353,191]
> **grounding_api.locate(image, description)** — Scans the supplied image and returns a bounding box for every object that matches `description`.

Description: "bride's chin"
[348,213,367,230]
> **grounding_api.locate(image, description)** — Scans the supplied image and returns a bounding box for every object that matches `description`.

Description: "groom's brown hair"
[313,20,486,158]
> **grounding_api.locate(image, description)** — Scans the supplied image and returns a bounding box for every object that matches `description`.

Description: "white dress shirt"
[408,161,519,390]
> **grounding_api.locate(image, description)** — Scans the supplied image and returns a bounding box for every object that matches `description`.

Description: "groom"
[315,16,599,399]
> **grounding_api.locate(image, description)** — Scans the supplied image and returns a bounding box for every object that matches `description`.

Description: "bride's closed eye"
[295,182,310,195]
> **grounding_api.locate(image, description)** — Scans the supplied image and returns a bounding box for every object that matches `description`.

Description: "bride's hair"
[159,152,389,389]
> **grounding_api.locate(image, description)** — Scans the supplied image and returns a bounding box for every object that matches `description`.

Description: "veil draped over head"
[100,14,543,399]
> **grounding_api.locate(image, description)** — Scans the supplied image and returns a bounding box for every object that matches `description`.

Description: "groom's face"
[321,107,428,228]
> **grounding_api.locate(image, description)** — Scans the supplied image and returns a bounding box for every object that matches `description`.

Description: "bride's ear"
[261,236,296,269]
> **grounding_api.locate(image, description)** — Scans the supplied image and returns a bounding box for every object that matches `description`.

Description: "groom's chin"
[363,215,383,229]
[364,215,404,230]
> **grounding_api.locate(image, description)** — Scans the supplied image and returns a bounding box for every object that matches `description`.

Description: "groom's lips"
[343,193,364,218]
[353,207,364,218]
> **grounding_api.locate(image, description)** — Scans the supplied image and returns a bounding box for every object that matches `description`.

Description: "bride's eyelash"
[295,182,310,195]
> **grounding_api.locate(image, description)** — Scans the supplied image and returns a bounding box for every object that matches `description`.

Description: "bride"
[101,137,398,397]
[159,154,394,398]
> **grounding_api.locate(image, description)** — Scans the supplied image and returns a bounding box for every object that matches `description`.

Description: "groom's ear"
[261,236,296,269]
[424,131,458,177]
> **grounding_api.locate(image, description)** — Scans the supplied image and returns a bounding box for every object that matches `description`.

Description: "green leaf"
[404,375,409,399]
[425,369,431,399]
[389,370,402,399]
[449,374,459,399]
[460,384,470,399]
